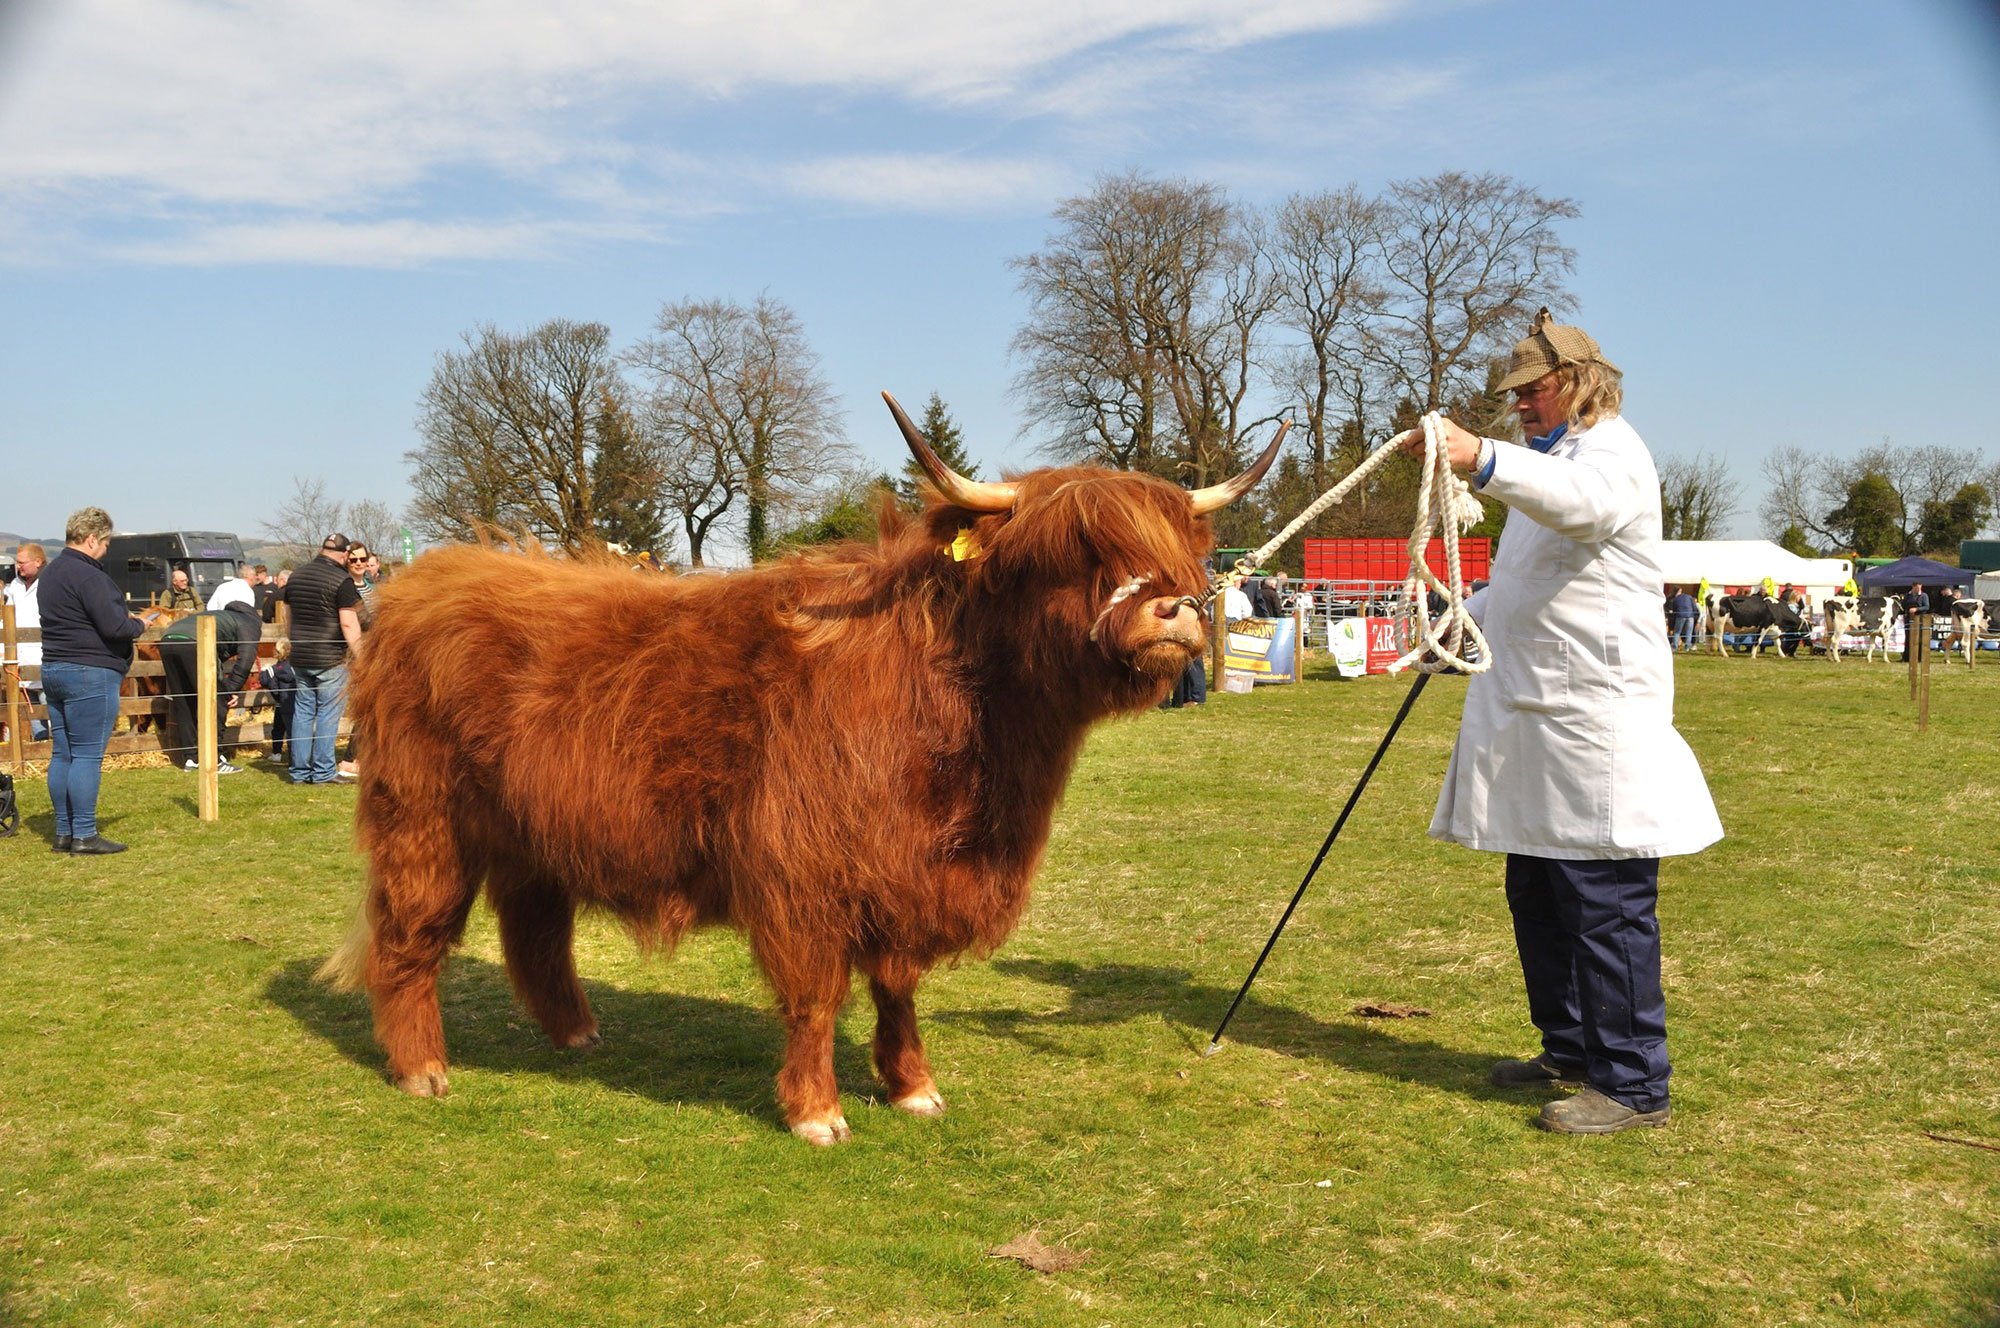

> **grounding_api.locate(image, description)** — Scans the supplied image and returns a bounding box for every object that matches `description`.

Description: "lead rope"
[1182,412,1492,675]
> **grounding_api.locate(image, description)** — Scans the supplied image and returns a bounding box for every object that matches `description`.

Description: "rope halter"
[1088,575,1153,643]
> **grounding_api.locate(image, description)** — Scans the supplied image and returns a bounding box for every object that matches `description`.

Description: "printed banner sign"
[1364,617,1406,674]
[1223,616,1298,684]
[1327,617,1367,678]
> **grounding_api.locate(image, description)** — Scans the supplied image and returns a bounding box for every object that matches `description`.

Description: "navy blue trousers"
[1504,854,1671,1112]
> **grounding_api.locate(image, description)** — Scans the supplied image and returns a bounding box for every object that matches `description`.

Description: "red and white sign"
[1365,617,1405,674]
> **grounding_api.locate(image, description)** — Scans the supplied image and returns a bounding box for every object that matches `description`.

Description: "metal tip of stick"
[1202,1040,1225,1059]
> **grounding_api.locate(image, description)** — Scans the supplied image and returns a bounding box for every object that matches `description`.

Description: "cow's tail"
[316,894,374,992]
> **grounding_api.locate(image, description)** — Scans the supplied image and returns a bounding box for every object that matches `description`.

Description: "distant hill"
[0,531,65,555]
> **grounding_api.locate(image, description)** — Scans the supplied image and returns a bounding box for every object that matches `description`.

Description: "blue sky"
[3,0,1997,557]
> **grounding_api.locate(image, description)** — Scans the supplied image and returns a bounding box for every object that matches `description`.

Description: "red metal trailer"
[1303,538,1491,584]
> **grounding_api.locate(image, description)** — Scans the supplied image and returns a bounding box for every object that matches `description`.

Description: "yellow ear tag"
[949,526,981,562]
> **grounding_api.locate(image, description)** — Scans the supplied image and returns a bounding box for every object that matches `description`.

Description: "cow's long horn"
[1188,420,1291,514]
[883,392,1017,512]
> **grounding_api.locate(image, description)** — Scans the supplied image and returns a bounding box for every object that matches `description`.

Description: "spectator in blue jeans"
[1668,588,1698,651]
[36,507,160,854]
[282,533,364,784]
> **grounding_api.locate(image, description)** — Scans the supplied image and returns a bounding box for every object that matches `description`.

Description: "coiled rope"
[1198,412,1492,676]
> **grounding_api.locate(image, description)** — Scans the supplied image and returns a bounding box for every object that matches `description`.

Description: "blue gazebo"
[1856,555,1976,593]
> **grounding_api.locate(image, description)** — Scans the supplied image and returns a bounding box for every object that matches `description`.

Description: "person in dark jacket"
[157,586,263,773]
[163,566,201,612]
[1903,584,1930,661]
[38,506,160,854]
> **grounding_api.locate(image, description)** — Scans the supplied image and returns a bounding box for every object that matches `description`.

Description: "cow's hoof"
[557,1028,602,1050]
[790,1115,852,1146]
[891,1087,947,1118]
[394,1064,450,1098]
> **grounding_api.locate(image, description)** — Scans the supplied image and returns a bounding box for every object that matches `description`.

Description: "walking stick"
[1203,669,1432,1057]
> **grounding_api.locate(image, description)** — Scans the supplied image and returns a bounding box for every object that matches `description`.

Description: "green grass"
[2,654,1997,1326]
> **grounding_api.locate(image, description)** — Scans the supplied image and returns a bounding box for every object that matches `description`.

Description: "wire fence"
[1,606,356,770]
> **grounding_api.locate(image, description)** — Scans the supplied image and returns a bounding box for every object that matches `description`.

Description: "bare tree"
[1269,186,1387,498]
[640,383,741,568]
[1371,171,1579,420]
[345,499,403,562]
[260,476,346,565]
[1656,453,1741,541]
[627,295,847,565]
[406,320,627,553]
[1758,444,1838,547]
[1011,171,1281,486]
[1761,439,1994,554]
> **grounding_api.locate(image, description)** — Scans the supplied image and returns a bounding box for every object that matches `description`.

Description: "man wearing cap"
[1402,309,1722,1134]
[283,533,364,785]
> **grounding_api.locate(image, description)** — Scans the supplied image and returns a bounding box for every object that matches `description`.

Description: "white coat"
[1429,414,1723,860]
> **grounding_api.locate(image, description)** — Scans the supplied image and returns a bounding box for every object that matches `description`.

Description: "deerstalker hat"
[1496,307,1620,392]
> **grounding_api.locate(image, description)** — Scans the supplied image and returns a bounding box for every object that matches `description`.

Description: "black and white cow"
[1822,596,1859,663]
[1946,598,1990,666]
[1861,596,1899,662]
[1822,595,1898,663]
[1709,593,1806,658]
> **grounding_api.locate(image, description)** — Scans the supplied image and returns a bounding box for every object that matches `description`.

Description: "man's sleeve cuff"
[1472,439,1498,489]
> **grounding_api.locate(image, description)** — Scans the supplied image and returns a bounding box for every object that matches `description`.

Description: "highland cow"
[321,394,1282,1143]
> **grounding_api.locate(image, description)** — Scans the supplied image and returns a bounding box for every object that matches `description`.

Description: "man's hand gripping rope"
[1176,412,1491,676]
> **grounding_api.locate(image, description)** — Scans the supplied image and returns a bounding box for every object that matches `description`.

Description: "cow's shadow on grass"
[269,951,1517,1122]
[266,957,875,1125]
[948,956,1517,1102]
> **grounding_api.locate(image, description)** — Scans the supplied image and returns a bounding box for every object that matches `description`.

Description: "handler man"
[1405,309,1722,1134]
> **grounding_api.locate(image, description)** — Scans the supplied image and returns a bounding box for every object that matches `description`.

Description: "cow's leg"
[490,872,599,1051]
[860,951,945,1117]
[758,937,853,1145]
[364,824,480,1098]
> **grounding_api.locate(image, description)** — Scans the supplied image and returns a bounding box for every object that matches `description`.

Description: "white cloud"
[0,0,1412,265]
[781,153,1065,212]
[108,216,666,268]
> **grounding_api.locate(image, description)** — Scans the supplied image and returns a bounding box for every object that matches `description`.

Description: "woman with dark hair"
[37,506,159,854]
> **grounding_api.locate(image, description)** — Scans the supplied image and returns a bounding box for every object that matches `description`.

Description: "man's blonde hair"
[1553,361,1624,430]
[15,542,45,562]
[65,507,113,545]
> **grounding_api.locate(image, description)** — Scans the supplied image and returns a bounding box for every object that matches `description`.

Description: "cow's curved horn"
[883,392,1017,512]
[1188,420,1291,515]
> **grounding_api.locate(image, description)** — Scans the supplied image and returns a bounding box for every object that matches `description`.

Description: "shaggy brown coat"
[323,461,1232,1142]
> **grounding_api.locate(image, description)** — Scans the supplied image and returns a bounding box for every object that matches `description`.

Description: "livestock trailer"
[103,531,248,608]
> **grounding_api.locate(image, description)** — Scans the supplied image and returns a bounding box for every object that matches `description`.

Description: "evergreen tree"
[1915,483,1990,555]
[1776,524,1818,558]
[1826,471,1906,557]
[590,387,673,559]
[772,473,896,551]
[895,393,979,508]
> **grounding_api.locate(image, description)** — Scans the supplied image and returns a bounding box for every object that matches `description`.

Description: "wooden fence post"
[1210,596,1225,690]
[1292,601,1305,684]
[3,601,20,773]
[1916,612,1932,734]
[196,614,219,822]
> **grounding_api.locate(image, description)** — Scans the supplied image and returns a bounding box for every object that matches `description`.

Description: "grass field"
[2,652,1996,1326]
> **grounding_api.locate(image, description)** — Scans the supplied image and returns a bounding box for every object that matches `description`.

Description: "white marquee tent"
[1656,540,1855,609]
